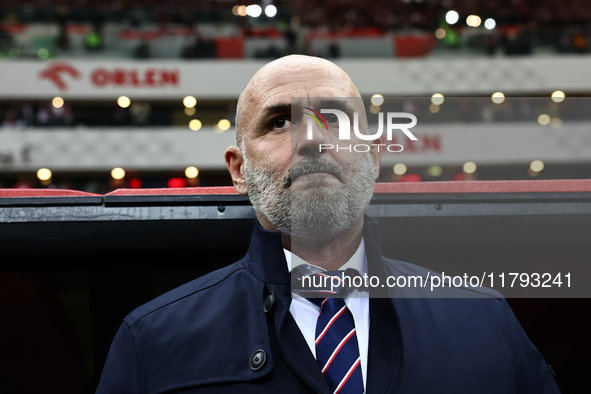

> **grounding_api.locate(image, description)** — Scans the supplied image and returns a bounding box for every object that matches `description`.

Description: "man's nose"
[294,121,328,157]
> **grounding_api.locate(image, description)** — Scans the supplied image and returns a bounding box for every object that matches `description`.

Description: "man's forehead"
[256,55,346,81]
[245,57,359,109]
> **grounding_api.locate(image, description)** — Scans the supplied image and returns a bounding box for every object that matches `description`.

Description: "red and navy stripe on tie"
[314,297,364,394]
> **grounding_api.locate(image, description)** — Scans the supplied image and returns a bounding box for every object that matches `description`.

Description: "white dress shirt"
[284,239,369,392]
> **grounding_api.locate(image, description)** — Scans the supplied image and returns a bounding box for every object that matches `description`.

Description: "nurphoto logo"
[305,108,418,153]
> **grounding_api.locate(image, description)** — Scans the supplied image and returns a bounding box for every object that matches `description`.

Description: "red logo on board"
[38,63,81,91]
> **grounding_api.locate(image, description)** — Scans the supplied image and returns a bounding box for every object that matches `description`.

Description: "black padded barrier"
[0,188,589,393]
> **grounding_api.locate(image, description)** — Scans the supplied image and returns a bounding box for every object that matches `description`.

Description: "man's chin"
[291,187,342,207]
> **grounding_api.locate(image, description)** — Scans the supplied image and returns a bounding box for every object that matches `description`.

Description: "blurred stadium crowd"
[1,0,590,32]
[0,0,589,60]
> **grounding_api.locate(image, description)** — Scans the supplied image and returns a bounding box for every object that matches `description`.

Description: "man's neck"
[279,217,365,272]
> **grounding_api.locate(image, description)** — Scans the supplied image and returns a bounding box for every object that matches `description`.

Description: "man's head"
[225,55,382,241]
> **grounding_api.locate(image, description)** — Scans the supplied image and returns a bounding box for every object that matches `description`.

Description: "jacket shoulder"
[111,259,273,393]
[125,260,247,326]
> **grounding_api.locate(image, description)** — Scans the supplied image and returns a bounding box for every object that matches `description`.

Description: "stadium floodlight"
[185,167,199,178]
[551,91,565,103]
[445,10,459,25]
[111,168,126,180]
[52,97,64,108]
[265,5,277,18]
[393,163,407,176]
[189,119,202,131]
[37,48,49,59]
[183,96,197,108]
[370,94,384,106]
[431,93,444,105]
[37,168,52,181]
[530,160,544,173]
[466,15,482,27]
[118,96,131,108]
[538,114,551,126]
[218,119,231,131]
[246,5,262,17]
[463,162,477,174]
[491,92,505,104]
[428,166,443,177]
[484,18,496,30]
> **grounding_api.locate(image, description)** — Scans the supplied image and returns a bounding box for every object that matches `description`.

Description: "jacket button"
[249,349,267,371]
[263,293,275,313]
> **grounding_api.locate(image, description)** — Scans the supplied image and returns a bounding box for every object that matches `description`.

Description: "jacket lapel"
[364,216,404,393]
[273,289,332,394]
[366,298,403,393]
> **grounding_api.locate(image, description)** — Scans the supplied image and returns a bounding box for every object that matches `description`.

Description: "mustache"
[284,157,344,188]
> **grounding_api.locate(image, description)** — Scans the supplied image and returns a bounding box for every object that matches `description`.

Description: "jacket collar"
[363,215,392,298]
[243,215,385,286]
[242,218,292,286]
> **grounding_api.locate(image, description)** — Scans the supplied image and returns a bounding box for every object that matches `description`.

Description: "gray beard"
[243,153,376,240]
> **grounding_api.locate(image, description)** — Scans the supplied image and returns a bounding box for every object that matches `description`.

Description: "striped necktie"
[290,267,365,393]
[312,295,364,394]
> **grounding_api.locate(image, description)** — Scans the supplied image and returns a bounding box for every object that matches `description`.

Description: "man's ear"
[371,135,384,180]
[225,146,248,196]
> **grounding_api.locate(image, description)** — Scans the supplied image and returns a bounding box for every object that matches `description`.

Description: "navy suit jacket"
[97,216,560,393]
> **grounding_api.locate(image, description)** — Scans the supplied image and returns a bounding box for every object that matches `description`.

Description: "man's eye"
[324,113,339,124]
[270,117,291,130]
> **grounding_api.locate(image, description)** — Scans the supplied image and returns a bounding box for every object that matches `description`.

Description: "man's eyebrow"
[264,102,292,115]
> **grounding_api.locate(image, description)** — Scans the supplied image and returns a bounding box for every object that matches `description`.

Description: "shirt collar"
[283,237,368,276]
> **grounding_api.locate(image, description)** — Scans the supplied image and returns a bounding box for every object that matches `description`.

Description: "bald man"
[97,55,559,394]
